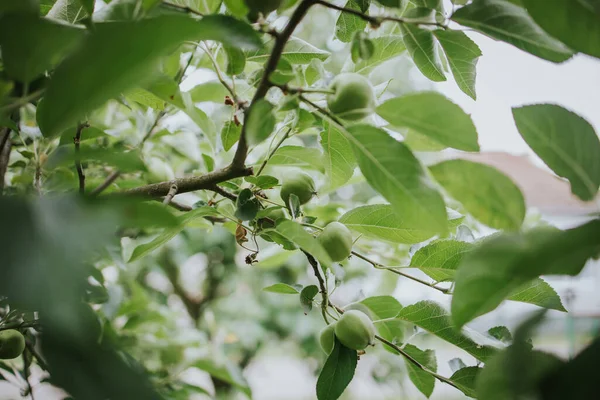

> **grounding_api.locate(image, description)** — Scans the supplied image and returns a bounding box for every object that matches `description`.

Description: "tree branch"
[74,122,89,194]
[303,251,330,324]
[90,170,121,196]
[0,127,12,194]
[232,0,316,169]
[314,0,447,28]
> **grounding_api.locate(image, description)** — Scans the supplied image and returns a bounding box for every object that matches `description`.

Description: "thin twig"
[231,0,316,170]
[140,110,166,145]
[0,90,44,114]
[274,83,335,95]
[256,126,292,176]
[313,0,447,28]
[74,122,89,194]
[0,127,12,194]
[303,251,330,324]
[299,94,343,125]
[200,42,242,107]
[163,183,178,205]
[209,185,237,201]
[90,170,121,196]
[351,251,451,294]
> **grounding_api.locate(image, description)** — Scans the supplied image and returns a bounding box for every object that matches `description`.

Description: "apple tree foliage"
[0,0,599,399]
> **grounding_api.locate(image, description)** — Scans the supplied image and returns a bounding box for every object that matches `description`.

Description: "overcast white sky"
[435,32,600,156]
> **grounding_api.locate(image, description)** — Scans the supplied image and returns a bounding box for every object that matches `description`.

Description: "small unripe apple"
[280,172,316,206]
[318,222,353,262]
[326,73,375,121]
[0,329,26,359]
[334,310,375,351]
[319,323,336,354]
[258,207,287,229]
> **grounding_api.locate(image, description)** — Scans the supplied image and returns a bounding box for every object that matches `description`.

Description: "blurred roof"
[450,152,598,216]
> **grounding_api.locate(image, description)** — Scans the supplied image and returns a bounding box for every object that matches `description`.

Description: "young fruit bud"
[0,329,26,359]
[318,222,353,262]
[319,323,336,354]
[334,310,375,351]
[280,172,316,206]
[326,73,375,121]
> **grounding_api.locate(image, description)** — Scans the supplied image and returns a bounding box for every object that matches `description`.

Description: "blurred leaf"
[522,0,600,59]
[194,358,251,397]
[0,16,84,83]
[403,344,437,398]
[129,206,218,262]
[167,0,222,14]
[397,301,497,362]
[316,339,357,400]
[488,326,512,344]
[512,104,600,201]
[275,220,332,268]
[189,81,229,103]
[59,126,108,145]
[433,30,482,99]
[451,220,600,328]
[377,92,479,151]
[451,0,573,63]
[37,14,261,137]
[246,175,279,189]
[262,283,300,294]
[246,99,276,146]
[224,45,246,76]
[47,0,88,23]
[344,124,448,235]
[430,159,526,230]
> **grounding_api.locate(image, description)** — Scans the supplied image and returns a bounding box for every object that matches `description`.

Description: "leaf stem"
[256,126,292,176]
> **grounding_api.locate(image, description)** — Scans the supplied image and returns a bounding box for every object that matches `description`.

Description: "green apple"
[326,73,375,121]
[318,222,353,262]
[334,310,375,351]
[319,323,336,354]
[280,172,316,206]
[0,329,26,359]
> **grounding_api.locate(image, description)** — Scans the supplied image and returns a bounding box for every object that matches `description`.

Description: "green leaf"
[167,0,222,14]
[449,367,481,398]
[339,204,439,244]
[488,326,512,343]
[221,121,242,151]
[129,207,218,262]
[353,35,406,74]
[344,124,448,235]
[410,239,472,282]
[247,37,330,65]
[235,188,260,221]
[59,126,107,145]
[512,104,600,201]
[1,0,39,15]
[37,14,261,137]
[522,0,600,59]
[403,344,437,398]
[336,1,368,43]
[316,339,357,400]
[262,283,300,294]
[78,0,94,14]
[47,0,88,23]
[194,358,251,397]
[507,278,566,312]
[275,220,333,268]
[320,122,356,189]
[358,296,403,319]
[189,81,229,103]
[245,99,276,146]
[245,175,279,189]
[377,92,479,152]
[300,284,319,313]
[451,0,573,63]
[433,30,482,100]
[397,301,497,362]
[400,23,446,82]
[268,146,325,172]
[0,16,84,83]
[451,220,600,328]
[125,88,166,110]
[429,159,526,230]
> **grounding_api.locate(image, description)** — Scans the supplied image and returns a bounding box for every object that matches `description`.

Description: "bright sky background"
[435,32,600,155]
